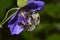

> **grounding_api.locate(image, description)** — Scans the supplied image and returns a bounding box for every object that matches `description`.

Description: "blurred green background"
[0,0,60,40]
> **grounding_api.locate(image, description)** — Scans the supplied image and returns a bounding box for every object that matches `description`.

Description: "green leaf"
[17,0,27,7]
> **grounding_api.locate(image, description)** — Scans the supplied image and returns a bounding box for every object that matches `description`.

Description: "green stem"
[0,8,19,24]
[1,12,16,25]
[0,7,20,28]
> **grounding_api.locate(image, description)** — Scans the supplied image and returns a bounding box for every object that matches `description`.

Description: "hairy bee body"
[18,11,40,31]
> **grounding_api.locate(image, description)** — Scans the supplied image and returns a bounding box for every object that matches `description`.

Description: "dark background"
[0,0,60,40]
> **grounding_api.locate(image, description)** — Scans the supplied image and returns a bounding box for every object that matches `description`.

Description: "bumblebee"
[18,11,40,31]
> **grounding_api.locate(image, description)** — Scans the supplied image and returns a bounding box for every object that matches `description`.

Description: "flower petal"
[21,1,44,12]
[9,22,24,35]
[28,0,36,3]
[33,1,45,11]
[28,0,43,3]
[8,11,19,26]
[8,16,25,35]
[8,10,26,35]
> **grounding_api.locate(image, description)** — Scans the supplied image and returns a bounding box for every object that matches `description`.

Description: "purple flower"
[8,0,45,35]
